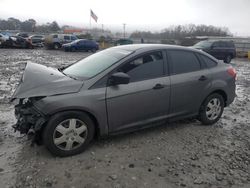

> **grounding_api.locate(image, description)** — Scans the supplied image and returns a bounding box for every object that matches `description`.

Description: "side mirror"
[108,72,130,86]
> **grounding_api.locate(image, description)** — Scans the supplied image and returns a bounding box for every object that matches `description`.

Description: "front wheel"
[53,43,61,50]
[198,93,224,125]
[43,111,95,157]
[224,55,232,64]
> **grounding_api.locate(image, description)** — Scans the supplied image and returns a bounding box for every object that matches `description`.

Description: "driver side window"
[118,51,164,82]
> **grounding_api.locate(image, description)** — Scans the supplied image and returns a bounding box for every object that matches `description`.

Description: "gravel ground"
[0,49,249,188]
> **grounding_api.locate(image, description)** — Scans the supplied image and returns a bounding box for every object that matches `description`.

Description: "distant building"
[63,28,87,35]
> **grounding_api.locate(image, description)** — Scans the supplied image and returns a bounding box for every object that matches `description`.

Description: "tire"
[29,44,34,49]
[53,43,60,50]
[71,47,76,52]
[91,48,97,53]
[224,55,232,64]
[43,111,95,157]
[198,93,224,125]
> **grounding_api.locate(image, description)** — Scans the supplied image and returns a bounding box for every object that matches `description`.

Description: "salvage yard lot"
[0,49,250,188]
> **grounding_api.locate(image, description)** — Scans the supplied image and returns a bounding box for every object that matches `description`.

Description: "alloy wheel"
[206,98,222,120]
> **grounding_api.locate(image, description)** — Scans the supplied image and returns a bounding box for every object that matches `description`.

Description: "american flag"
[90,9,98,22]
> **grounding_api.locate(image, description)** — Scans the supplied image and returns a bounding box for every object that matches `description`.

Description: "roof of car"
[206,39,234,43]
[111,44,219,62]
[112,44,200,52]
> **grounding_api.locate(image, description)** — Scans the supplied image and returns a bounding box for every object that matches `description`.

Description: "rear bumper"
[225,81,236,106]
[226,91,235,106]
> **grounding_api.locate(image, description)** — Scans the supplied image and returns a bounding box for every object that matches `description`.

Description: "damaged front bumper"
[13,99,47,137]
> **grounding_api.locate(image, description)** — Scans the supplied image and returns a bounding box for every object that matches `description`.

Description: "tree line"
[130,24,232,39]
[0,17,61,33]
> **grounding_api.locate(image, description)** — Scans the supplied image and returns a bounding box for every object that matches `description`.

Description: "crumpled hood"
[11,62,84,100]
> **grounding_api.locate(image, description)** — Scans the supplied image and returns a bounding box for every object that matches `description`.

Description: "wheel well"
[37,109,100,143]
[82,110,100,138]
[53,42,61,47]
[199,90,228,116]
[210,90,227,106]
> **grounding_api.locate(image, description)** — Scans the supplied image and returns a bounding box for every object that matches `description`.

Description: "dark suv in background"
[193,40,236,63]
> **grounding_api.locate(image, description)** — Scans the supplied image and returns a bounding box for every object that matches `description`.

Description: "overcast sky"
[0,0,249,36]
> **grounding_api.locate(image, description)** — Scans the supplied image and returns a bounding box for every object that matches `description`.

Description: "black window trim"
[197,53,218,69]
[167,49,202,76]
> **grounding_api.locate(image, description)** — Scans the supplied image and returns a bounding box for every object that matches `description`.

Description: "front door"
[106,51,171,132]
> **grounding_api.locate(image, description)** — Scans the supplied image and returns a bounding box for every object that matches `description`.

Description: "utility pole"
[123,23,126,38]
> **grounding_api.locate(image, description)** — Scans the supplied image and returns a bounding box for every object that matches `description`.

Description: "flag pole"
[89,9,92,33]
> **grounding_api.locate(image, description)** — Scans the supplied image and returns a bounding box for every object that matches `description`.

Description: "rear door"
[167,50,212,117]
[78,40,85,51]
[106,51,171,132]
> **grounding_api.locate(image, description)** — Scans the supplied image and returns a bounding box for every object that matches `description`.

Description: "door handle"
[153,84,164,89]
[199,75,207,81]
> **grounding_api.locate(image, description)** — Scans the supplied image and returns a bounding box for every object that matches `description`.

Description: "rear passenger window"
[200,55,217,68]
[168,50,200,74]
[212,42,219,47]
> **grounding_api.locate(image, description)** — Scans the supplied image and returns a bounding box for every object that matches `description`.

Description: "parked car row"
[0,32,45,49]
[1,32,237,63]
[0,35,33,49]
[44,34,99,52]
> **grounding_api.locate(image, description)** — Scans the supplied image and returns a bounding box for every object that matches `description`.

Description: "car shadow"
[94,118,201,144]
[22,118,206,159]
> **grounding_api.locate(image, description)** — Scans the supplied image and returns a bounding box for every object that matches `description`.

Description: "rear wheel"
[91,48,97,53]
[198,93,224,125]
[71,47,76,52]
[43,111,95,157]
[53,43,60,50]
[224,55,232,64]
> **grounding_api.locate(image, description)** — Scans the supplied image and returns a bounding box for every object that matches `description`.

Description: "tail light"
[227,67,236,79]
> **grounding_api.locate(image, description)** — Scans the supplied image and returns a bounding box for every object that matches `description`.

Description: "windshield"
[72,39,81,44]
[194,41,213,48]
[63,48,133,79]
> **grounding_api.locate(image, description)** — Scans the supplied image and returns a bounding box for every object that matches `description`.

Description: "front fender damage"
[13,99,47,144]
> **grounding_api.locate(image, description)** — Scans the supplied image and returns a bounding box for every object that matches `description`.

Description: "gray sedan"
[12,44,236,156]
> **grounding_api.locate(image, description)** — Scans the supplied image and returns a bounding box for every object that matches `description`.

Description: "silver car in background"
[12,44,236,156]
